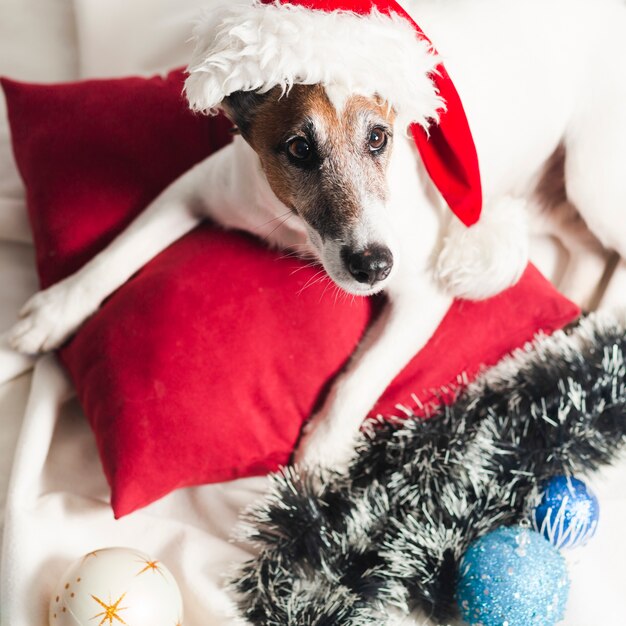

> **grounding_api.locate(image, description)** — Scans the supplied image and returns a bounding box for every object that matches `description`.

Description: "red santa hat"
[185,0,482,229]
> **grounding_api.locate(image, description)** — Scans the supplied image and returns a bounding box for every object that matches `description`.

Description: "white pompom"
[436,196,530,300]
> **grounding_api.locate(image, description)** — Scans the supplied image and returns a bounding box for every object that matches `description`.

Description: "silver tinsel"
[232,311,626,625]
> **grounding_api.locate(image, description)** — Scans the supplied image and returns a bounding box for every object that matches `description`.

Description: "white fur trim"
[436,197,530,300]
[184,0,444,129]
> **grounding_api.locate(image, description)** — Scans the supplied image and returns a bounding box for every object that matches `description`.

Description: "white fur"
[294,130,452,466]
[436,197,529,299]
[8,0,626,471]
[184,0,443,130]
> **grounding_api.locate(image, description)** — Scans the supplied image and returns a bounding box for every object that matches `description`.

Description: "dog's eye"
[368,127,388,152]
[286,137,312,161]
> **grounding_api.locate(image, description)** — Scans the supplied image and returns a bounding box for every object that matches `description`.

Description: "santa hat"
[184,0,483,231]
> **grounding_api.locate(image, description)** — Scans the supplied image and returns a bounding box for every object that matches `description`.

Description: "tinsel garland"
[232,311,626,625]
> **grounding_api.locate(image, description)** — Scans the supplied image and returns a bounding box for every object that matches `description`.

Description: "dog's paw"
[9,281,95,354]
[436,196,529,300]
[293,417,357,473]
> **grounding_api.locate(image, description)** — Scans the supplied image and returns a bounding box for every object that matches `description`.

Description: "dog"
[8,0,626,470]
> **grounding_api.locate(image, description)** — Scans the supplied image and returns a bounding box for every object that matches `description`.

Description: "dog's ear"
[220,91,271,139]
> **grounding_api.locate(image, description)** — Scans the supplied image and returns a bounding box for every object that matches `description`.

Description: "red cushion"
[1,71,580,518]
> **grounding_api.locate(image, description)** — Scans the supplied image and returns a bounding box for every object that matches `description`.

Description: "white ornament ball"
[49,547,183,626]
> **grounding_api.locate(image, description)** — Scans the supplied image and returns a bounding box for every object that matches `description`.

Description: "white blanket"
[0,1,625,624]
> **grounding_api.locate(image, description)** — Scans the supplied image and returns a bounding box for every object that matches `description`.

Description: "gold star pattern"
[136,559,166,579]
[90,592,129,625]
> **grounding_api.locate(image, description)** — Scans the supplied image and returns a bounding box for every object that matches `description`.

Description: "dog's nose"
[341,245,394,286]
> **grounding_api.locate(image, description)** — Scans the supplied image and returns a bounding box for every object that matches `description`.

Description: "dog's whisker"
[280,242,311,251]
[257,209,293,230]
[289,261,322,277]
[335,285,354,307]
[296,269,329,296]
[279,248,315,261]
[296,270,326,295]
[318,276,335,303]
[262,213,295,243]
[303,273,330,294]
[278,249,305,259]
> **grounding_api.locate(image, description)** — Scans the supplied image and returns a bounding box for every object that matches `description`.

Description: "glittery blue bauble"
[457,526,569,626]
[532,476,599,549]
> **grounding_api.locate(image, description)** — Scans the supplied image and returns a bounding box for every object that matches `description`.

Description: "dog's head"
[184,2,445,295]
[184,2,530,301]
[223,85,400,294]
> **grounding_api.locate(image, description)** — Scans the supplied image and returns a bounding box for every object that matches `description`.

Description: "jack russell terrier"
[8,0,626,470]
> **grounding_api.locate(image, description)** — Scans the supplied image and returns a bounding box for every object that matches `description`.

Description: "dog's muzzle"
[341,244,394,287]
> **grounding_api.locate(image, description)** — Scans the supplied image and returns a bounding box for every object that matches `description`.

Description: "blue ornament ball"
[532,476,599,549]
[457,526,569,626]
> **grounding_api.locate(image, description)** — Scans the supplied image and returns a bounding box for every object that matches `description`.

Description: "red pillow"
[2,71,580,518]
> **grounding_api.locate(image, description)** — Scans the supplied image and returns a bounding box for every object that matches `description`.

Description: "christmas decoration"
[49,547,183,626]
[185,0,482,229]
[532,476,600,549]
[457,526,569,626]
[232,312,626,624]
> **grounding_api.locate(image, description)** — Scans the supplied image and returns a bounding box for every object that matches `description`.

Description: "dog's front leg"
[9,186,204,353]
[294,278,452,471]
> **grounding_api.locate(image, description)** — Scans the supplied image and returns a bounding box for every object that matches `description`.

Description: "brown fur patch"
[241,85,396,241]
[247,85,336,209]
